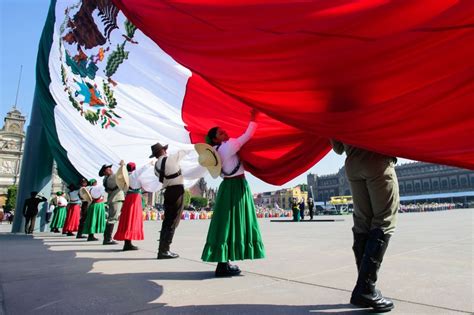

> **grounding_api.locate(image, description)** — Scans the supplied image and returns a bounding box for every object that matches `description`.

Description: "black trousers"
[45,212,52,223]
[24,215,36,234]
[77,202,89,235]
[159,185,184,252]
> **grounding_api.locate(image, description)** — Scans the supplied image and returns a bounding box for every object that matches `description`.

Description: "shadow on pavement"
[0,234,164,314]
[135,303,371,314]
[1,233,371,315]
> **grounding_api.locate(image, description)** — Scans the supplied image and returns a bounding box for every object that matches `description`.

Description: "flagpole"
[14,65,23,109]
[11,4,56,233]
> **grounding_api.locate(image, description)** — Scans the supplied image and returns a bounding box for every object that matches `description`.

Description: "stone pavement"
[0,209,472,314]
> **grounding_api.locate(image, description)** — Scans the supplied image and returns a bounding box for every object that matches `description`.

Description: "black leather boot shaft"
[351,228,394,312]
[352,232,369,272]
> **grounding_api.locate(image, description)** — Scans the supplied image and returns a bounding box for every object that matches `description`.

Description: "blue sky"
[0,0,410,193]
[1,0,50,121]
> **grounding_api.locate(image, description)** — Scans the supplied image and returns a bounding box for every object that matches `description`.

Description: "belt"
[127,188,142,194]
[224,174,245,180]
[165,184,184,188]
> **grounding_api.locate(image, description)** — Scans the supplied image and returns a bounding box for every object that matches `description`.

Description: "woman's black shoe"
[87,234,99,241]
[215,262,241,277]
[123,240,138,251]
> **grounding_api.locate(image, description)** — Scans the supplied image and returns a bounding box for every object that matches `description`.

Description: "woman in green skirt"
[82,179,106,241]
[199,109,265,277]
[50,191,68,233]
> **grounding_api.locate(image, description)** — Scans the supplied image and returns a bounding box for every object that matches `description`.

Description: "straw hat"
[194,143,221,178]
[116,164,129,191]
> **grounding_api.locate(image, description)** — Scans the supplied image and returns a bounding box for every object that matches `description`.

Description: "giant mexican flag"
[35,0,474,187]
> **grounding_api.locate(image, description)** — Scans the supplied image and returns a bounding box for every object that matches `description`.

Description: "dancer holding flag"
[62,184,82,236]
[114,162,148,251]
[196,109,265,277]
[82,179,107,242]
[50,191,68,233]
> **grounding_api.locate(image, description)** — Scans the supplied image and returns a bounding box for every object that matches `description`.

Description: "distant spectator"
[291,198,300,222]
[23,192,47,234]
[299,199,305,220]
[307,198,315,220]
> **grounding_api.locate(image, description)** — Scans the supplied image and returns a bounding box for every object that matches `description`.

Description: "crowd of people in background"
[0,201,466,225]
[399,202,456,212]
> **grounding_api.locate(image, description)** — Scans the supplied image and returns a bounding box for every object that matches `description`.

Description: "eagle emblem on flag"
[58,0,137,129]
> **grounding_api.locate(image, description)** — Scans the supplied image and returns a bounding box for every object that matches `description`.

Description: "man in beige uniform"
[100,163,125,245]
[331,140,398,312]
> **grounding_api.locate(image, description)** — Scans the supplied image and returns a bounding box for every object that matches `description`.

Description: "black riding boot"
[103,223,118,245]
[352,232,369,272]
[350,228,394,312]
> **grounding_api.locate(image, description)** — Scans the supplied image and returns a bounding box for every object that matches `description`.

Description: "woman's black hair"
[206,126,219,145]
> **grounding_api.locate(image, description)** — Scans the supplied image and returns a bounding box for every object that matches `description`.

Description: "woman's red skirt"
[63,204,81,232]
[114,193,144,241]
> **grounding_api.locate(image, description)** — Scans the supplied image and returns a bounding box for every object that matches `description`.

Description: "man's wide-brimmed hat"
[194,143,221,178]
[99,164,113,177]
[149,142,168,158]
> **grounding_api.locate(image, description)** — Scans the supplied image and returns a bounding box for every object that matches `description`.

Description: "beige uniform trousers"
[345,156,399,235]
[107,201,123,224]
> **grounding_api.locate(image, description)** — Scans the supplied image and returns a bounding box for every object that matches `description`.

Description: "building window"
[441,180,448,189]
[450,178,458,188]
[406,183,412,192]
[414,182,421,192]
[423,182,430,191]
[460,177,468,188]
[432,181,439,190]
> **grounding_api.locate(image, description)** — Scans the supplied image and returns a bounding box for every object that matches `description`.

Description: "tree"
[183,189,191,207]
[191,196,208,208]
[4,185,18,212]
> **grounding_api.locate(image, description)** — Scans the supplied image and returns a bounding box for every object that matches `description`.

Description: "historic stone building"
[307,162,474,205]
[254,184,308,209]
[0,108,26,206]
[0,108,66,207]
[189,177,217,201]
[307,168,351,203]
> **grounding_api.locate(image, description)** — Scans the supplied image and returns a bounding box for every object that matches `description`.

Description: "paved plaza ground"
[0,209,472,314]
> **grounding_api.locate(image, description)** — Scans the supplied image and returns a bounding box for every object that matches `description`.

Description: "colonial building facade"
[254,184,308,209]
[0,108,66,207]
[307,162,474,205]
[0,108,26,206]
[189,177,217,201]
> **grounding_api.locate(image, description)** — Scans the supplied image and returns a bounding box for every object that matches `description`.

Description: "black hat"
[99,164,113,177]
[149,142,168,158]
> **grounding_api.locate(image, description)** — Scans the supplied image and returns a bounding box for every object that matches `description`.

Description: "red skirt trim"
[114,193,144,241]
[63,204,81,233]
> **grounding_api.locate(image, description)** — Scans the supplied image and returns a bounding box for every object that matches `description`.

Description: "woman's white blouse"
[215,121,257,177]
